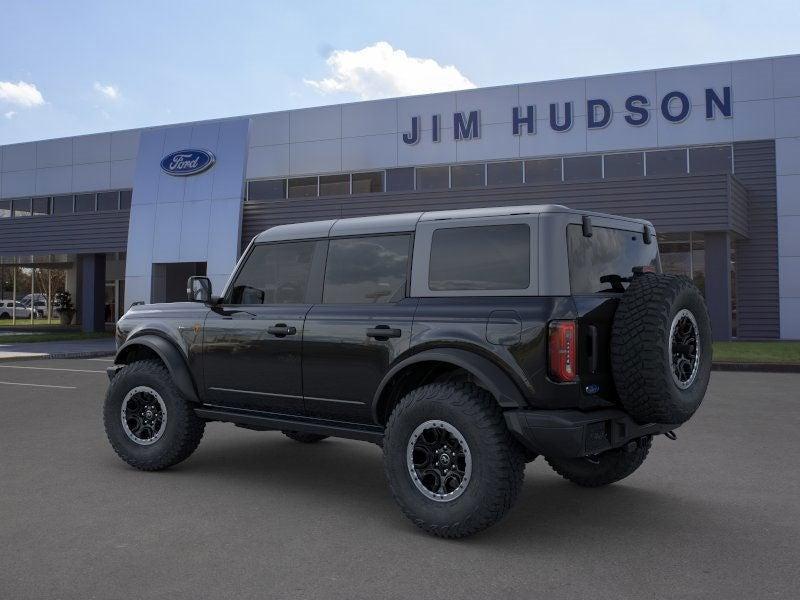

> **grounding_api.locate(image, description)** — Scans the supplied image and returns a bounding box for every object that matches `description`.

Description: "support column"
[704,232,733,341]
[80,254,106,333]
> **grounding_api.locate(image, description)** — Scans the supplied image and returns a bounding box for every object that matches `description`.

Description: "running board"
[194,405,384,444]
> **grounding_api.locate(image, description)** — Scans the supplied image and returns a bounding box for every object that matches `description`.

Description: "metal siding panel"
[0,211,130,256]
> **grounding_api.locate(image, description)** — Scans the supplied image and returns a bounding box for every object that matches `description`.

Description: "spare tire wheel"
[610,273,712,425]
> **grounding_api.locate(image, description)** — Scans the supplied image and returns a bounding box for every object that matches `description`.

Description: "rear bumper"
[504,408,675,458]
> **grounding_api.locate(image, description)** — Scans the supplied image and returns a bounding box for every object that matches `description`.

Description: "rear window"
[567,224,660,293]
[429,224,530,291]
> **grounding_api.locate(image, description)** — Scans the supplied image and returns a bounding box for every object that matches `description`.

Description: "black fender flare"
[114,334,200,403]
[371,348,527,421]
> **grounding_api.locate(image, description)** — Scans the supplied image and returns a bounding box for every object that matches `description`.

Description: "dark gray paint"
[0,210,130,256]
[80,253,105,333]
[731,140,779,340]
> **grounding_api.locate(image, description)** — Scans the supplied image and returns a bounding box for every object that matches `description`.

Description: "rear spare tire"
[611,273,712,425]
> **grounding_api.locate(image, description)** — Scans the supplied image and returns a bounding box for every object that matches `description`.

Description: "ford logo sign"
[160,149,215,176]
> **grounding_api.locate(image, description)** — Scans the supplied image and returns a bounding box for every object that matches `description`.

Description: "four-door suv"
[104,204,712,538]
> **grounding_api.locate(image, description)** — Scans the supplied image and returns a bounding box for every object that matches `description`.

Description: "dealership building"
[1,54,799,340]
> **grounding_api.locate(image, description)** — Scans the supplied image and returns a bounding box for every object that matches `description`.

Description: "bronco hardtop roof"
[253,204,652,243]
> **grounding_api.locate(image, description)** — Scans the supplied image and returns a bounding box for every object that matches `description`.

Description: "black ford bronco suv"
[104,204,711,538]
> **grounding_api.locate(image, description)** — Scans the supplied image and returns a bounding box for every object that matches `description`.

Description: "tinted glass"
[12,198,32,217]
[451,163,485,188]
[248,179,286,201]
[229,241,316,304]
[564,155,602,181]
[567,225,660,294]
[487,161,523,186]
[525,158,562,183]
[646,149,686,176]
[386,167,415,192]
[120,190,132,210]
[323,235,410,304]
[429,224,530,291]
[0,200,11,218]
[690,146,732,173]
[319,174,350,196]
[98,191,119,211]
[74,194,95,212]
[52,195,73,214]
[416,166,449,191]
[352,171,384,194]
[288,177,317,198]
[603,152,644,178]
[32,197,50,215]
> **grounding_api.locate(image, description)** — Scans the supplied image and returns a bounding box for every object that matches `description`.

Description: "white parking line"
[0,381,77,389]
[0,365,106,374]
[86,358,114,362]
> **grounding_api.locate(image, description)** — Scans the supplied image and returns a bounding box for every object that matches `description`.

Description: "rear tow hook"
[664,431,677,441]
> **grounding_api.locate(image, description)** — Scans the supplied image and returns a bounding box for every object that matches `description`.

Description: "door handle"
[268,323,297,337]
[366,325,402,340]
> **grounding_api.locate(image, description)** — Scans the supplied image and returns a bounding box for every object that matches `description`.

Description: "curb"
[712,362,800,373]
[0,350,114,363]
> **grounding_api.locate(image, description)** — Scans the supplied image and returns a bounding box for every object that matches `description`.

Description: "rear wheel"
[103,360,205,471]
[545,436,652,487]
[282,430,328,443]
[383,381,525,538]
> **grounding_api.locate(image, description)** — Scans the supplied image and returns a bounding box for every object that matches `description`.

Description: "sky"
[1,0,799,145]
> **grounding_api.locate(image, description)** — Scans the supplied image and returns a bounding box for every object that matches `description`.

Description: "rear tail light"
[548,320,577,382]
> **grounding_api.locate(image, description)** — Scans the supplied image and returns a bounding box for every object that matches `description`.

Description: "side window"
[323,235,410,303]
[428,224,530,291]
[228,241,317,304]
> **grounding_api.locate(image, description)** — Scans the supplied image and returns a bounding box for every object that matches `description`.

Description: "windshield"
[567,224,660,294]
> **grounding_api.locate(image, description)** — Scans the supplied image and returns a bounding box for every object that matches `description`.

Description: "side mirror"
[187,276,212,303]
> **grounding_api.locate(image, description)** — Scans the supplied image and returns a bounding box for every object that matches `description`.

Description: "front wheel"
[545,436,652,487]
[383,381,525,538]
[103,360,206,471]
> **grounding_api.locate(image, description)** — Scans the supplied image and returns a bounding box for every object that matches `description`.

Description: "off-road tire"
[611,273,712,425]
[546,436,652,487]
[383,381,525,539]
[282,431,328,443]
[103,359,205,471]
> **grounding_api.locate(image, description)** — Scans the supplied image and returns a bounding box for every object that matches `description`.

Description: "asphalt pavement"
[1,359,798,599]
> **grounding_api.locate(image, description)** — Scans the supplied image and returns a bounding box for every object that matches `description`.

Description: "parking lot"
[0,358,798,599]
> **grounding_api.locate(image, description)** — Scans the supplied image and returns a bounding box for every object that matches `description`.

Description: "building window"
[690,145,732,174]
[352,171,384,194]
[657,232,706,296]
[98,191,119,211]
[524,158,562,184]
[287,177,318,198]
[319,174,350,196]
[74,194,96,212]
[451,163,485,188]
[12,198,32,218]
[646,149,687,176]
[32,197,50,216]
[120,190,132,210]
[52,195,74,214]
[416,166,449,191]
[487,161,523,186]
[0,200,11,218]
[386,167,415,192]
[604,152,644,178]
[564,155,602,181]
[249,179,286,201]
[323,235,410,304]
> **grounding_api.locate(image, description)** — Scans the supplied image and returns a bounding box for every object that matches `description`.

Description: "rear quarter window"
[428,224,530,291]
[567,224,660,293]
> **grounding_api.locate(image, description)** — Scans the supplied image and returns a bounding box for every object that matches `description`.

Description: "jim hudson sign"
[401,86,732,145]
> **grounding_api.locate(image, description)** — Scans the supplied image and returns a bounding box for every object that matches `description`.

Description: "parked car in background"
[0,301,32,320]
[20,294,49,318]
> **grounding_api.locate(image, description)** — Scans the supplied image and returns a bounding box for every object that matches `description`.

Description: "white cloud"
[304,41,475,100]
[4,110,17,119]
[0,80,44,107]
[94,82,121,100]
